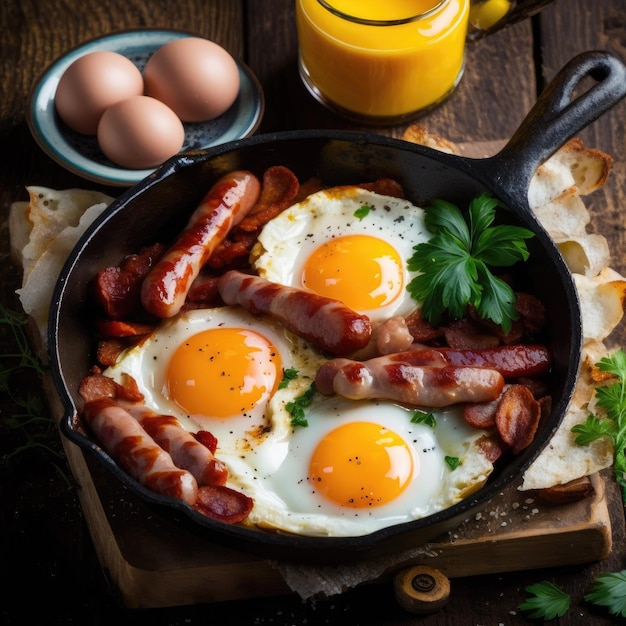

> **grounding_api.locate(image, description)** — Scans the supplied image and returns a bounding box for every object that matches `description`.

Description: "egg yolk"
[166,327,283,418]
[301,234,404,312]
[309,422,415,508]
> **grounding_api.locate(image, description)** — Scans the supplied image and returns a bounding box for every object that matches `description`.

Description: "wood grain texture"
[1,1,626,624]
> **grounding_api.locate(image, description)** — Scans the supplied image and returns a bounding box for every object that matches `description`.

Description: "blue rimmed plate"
[27,29,265,187]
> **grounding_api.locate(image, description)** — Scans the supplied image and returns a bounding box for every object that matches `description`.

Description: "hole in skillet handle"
[470,50,626,206]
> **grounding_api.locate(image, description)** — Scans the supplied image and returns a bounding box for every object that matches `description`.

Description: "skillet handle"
[472,50,626,209]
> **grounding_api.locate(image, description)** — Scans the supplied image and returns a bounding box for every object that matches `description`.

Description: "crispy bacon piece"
[94,243,166,320]
[141,170,261,318]
[97,338,129,367]
[293,176,324,202]
[125,405,228,487]
[462,396,501,429]
[96,319,155,338]
[356,178,406,198]
[194,430,218,455]
[444,318,501,350]
[325,178,406,199]
[476,434,508,463]
[494,384,542,454]
[78,372,144,403]
[194,484,253,524]
[404,308,445,344]
[217,270,372,356]
[184,272,220,307]
[236,165,300,232]
[82,398,199,505]
[208,166,300,269]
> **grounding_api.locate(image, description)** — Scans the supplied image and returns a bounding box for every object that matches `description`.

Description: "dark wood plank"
[539,0,626,348]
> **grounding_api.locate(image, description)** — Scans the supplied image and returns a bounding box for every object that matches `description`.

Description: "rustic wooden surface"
[1,0,626,624]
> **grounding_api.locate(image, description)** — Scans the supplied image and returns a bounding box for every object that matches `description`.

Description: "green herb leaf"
[278,367,299,389]
[286,383,317,427]
[445,456,461,470]
[518,581,570,619]
[406,193,534,333]
[585,570,626,618]
[354,204,372,220]
[572,348,626,499]
[411,410,436,428]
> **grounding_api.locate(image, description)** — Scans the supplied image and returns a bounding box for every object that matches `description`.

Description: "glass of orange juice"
[295,0,470,124]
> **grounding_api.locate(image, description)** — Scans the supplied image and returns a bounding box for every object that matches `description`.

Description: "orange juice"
[296,0,470,123]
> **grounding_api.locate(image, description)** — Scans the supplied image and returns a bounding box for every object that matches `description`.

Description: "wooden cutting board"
[44,138,618,609]
[48,380,616,609]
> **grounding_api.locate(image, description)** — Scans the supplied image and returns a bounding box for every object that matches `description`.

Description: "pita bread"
[520,340,615,490]
[10,188,113,361]
[20,187,113,283]
[557,234,611,277]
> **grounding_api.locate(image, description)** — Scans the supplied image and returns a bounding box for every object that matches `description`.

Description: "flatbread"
[10,187,113,360]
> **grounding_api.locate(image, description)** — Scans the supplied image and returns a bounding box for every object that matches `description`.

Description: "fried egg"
[222,396,494,536]
[252,187,428,324]
[104,306,493,536]
[103,307,326,452]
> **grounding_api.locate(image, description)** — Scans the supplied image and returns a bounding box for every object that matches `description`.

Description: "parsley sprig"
[285,382,317,427]
[519,581,570,619]
[585,570,626,618]
[571,348,626,499]
[519,572,626,620]
[406,193,534,333]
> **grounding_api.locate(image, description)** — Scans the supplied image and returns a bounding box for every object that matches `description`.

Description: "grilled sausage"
[125,405,228,486]
[217,270,373,356]
[141,170,261,318]
[82,398,199,505]
[317,353,504,407]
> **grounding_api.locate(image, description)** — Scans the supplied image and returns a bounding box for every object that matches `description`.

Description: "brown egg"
[143,37,240,122]
[55,51,144,135]
[97,96,185,169]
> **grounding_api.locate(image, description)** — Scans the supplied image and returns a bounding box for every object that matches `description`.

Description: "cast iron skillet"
[50,51,626,564]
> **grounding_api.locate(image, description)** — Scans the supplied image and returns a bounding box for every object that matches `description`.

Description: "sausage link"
[435,345,551,378]
[141,171,261,318]
[217,270,372,356]
[82,398,199,505]
[318,356,504,407]
[125,405,228,486]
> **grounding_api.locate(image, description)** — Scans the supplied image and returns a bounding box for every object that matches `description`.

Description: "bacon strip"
[125,405,228,487]
[494,385,542,453]
[217,270,372,356]
[82,398,199,505]
[141,170,261,318]
[94,243,166,320]
[236,165,300,232]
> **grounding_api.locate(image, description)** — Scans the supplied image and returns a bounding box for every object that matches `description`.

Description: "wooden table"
[1,1,625,623]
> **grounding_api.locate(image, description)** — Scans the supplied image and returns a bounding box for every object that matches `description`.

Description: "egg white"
[103,306,326,453]
[251,187,428,324]
[223,397,494,536]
